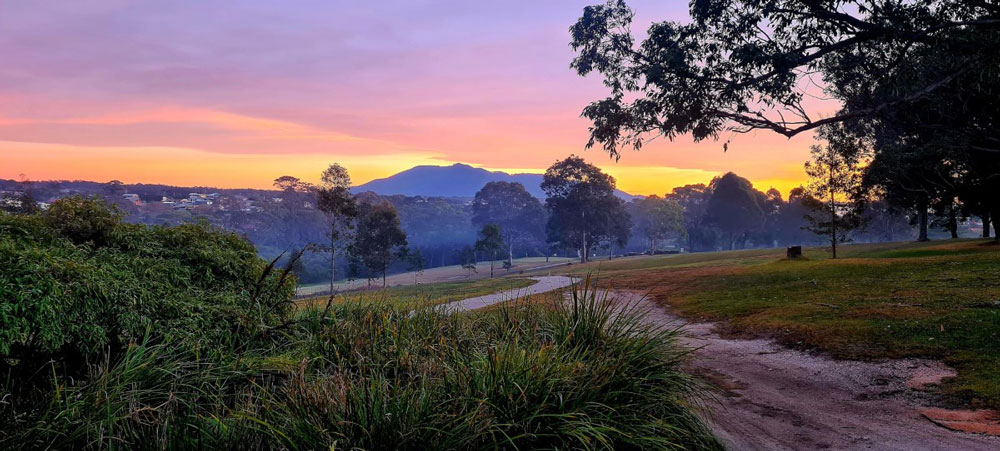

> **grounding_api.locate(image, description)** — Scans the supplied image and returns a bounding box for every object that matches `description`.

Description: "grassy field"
[296,257,574,296]
[560,239,1000,409]
[298,277,536,310]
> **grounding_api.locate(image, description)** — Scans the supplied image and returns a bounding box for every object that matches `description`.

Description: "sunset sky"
[0,0,832,196]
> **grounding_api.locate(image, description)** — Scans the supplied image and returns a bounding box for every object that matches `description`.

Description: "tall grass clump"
[1,201,719,450]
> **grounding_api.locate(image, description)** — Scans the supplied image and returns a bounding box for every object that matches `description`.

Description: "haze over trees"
[628,196,686,252]
[542,155,630,262]
[471,181,546,262]
[348,201,409,286]
[702,173,765,250]
[474,224,505,278]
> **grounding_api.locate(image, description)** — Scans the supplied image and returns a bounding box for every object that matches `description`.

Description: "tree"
[541,155,629,262]
[472,181,546,263]
[315,163,358,294]
[349,202,408,287]
[407,249,426,284]
[570,1,1000,245]
[803,145,865,258]
[631,195,685,253]
[569,1,1000,157]
[44,195,125,246]
[273,175,304,192]
[702,173,764,250]
[474,224,505,278]
[458,245,478,278]
[593,195,632,259]
[665,184,715,251]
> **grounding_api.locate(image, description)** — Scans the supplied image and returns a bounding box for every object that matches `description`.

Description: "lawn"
[298,277,536,310]
[572,240,1000,409]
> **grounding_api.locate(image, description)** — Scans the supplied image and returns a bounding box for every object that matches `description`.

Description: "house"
[122,193,141,205]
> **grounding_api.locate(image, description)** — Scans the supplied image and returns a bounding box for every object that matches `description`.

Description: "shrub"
[3,279,720,449]
[0,199,295,375]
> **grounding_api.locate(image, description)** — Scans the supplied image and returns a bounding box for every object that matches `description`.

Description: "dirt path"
[439,276,575,313]
[604,290,999,450]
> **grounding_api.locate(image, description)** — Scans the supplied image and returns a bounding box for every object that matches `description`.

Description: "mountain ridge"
[353,163,636,200]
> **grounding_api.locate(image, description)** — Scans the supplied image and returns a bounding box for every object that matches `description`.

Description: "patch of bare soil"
[609,290,1000,450]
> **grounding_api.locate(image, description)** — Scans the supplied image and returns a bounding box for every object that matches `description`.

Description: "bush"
[2,277,720,449]
[1,199,717,448]
[0,197,295,374]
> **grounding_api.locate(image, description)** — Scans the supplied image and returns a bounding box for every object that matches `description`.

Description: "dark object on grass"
[787,246,803,259]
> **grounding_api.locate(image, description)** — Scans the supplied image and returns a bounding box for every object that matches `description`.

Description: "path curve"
[439,276,574,313]
[605,290,999,451]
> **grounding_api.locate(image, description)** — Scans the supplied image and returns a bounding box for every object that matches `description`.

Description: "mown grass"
[2,280,721,450]
[589,239,1000,409]
[297,277,535,310]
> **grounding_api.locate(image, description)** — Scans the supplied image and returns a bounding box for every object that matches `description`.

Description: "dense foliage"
[0,196,295,373]
[543,155,631,261]
[0,202,720,449]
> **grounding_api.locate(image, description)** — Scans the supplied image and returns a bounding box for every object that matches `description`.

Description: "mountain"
[353,163,636,200]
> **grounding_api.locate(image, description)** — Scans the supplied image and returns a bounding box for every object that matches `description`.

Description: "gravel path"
[605,290,999,450]
[438,275,575,313]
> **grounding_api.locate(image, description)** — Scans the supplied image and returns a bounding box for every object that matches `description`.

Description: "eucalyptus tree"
[803,145,865,257]
[702,173,764,250]
[316,163,358,293]
[570,0,1000,156]
[631,195,685,253]
[348,201,408,287]
[541,155,629,262]
[474,224,505,278]
[472,181,545,263]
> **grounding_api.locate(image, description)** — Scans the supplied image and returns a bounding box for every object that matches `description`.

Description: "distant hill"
[353,163,636,200]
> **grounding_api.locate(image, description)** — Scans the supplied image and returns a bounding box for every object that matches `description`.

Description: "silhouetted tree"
[803,145,865,258]
[316,163,358,293]
[666,183,715,251]
[702,173,763,250]
[472,181,546,263]
[631,195,685,252]
[458,245,478,278]
[349,202,408,287]
[475,224,505,278]
[569,1,999,156]
[541,155,629,262]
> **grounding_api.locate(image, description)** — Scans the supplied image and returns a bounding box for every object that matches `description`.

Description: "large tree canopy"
[471,181,546,262]
[542,155,630,262]
[702,173,765,249]
[570,0,1000,157]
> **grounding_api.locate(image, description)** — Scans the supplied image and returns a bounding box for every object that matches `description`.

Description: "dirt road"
[605,290,999,450]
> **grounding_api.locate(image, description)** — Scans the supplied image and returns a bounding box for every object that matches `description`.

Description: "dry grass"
[577,240,1000,408]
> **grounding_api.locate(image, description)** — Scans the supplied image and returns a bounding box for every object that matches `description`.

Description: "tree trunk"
[917,197,930,242]
[508,243,514,267]
[329,233,336,295]
[992,205,1000,240]
[982,213,992,238]
[948,204,959,239]
[828,199,837,259]
[581,232,588,263]
[382,270,387,288]
[490,251,495,278]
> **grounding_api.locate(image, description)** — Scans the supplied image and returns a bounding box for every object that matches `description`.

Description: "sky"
[0,0,831,196]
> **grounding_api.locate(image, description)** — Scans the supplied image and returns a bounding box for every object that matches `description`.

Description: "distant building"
[122,193,142,206]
